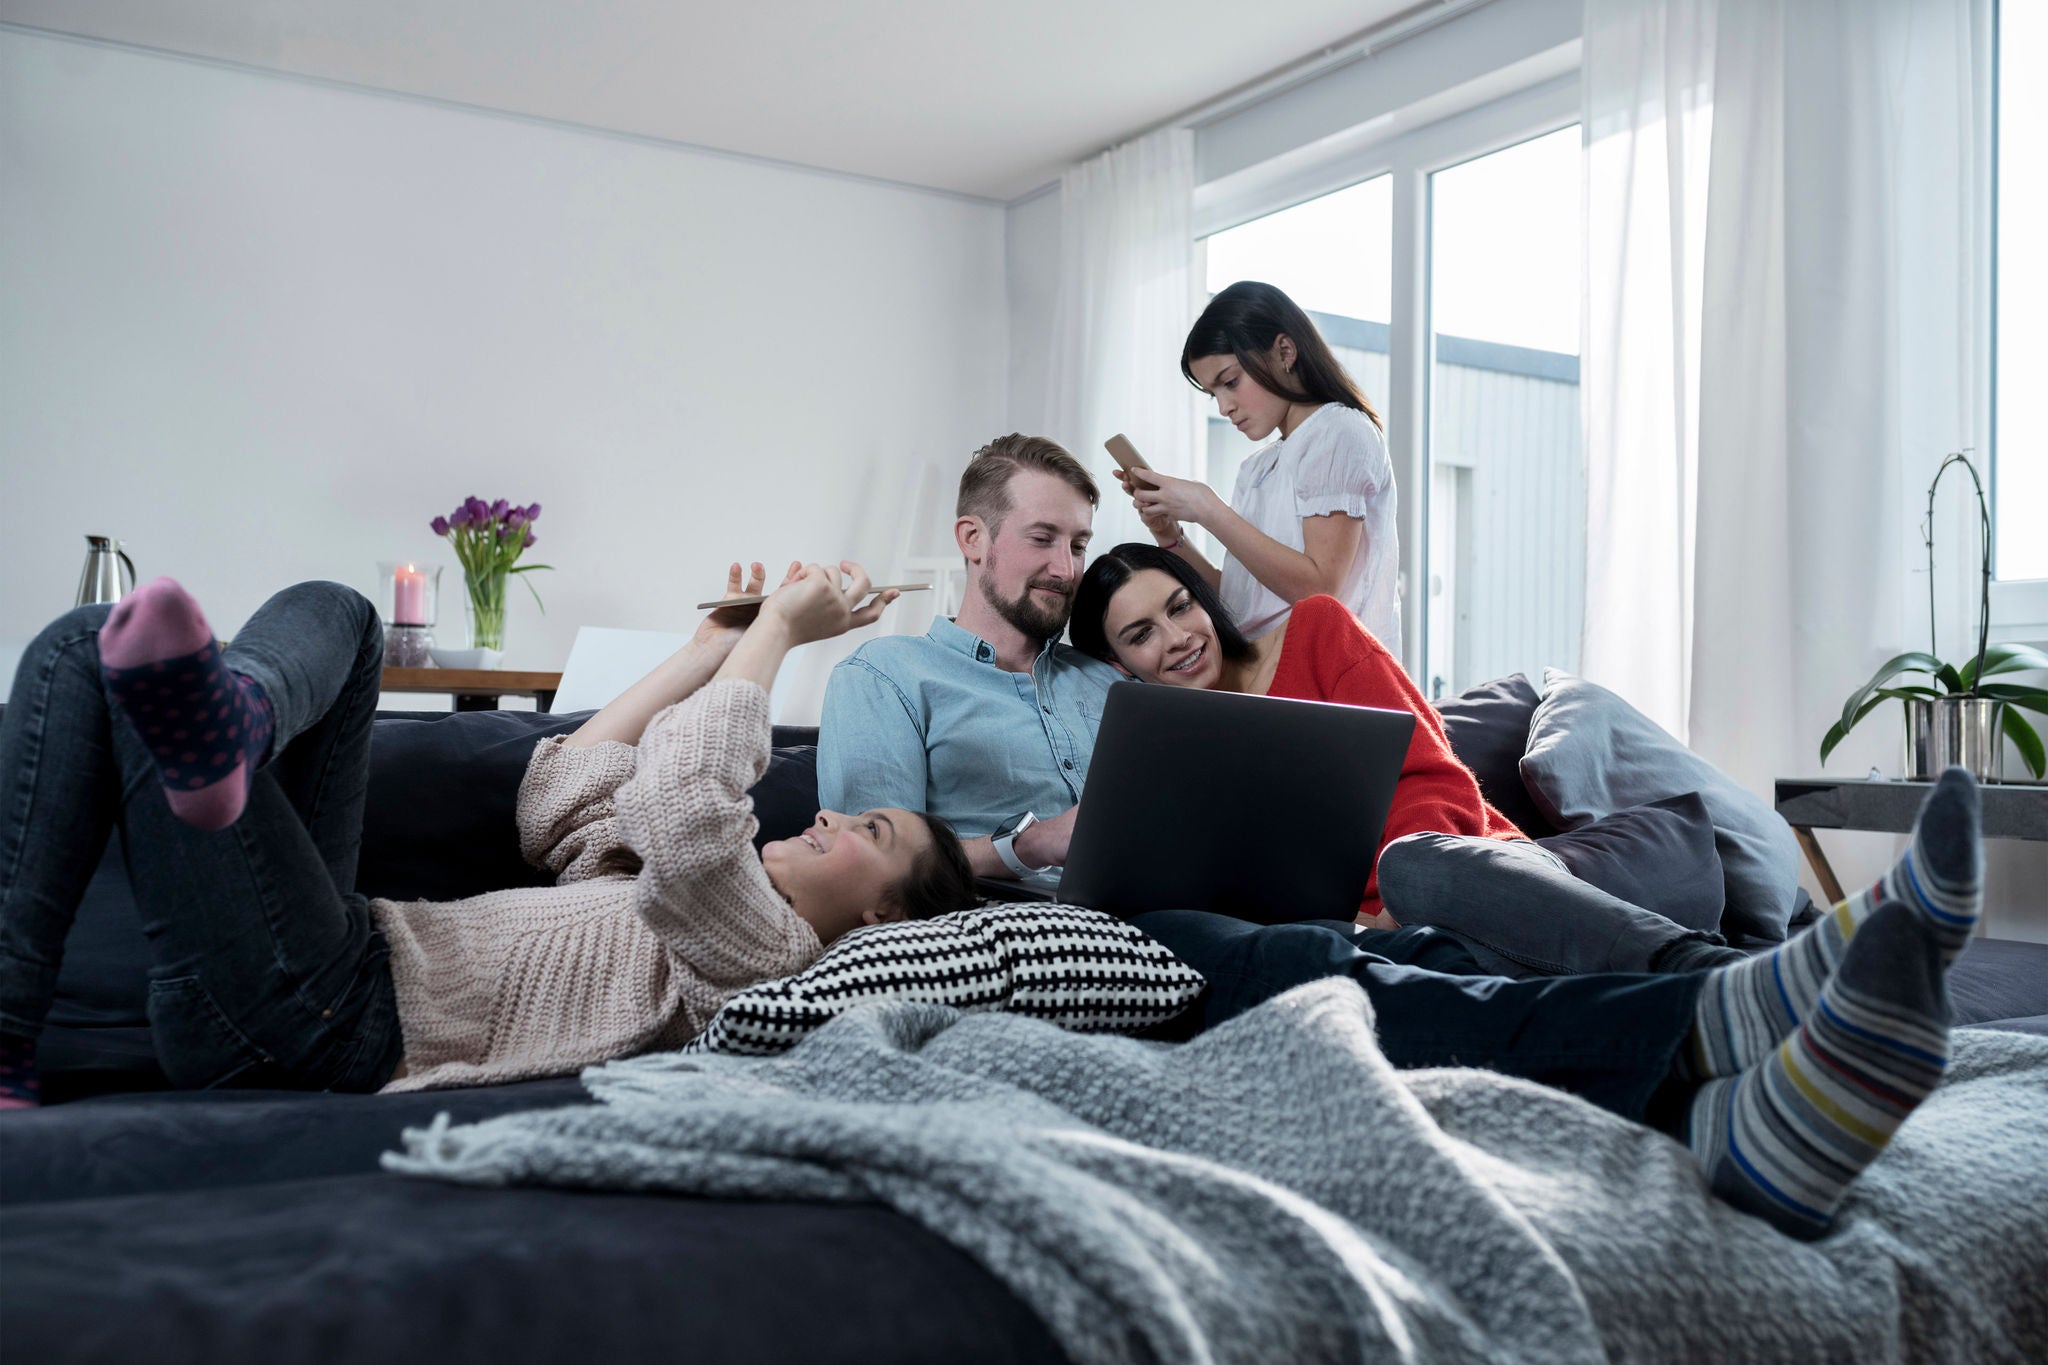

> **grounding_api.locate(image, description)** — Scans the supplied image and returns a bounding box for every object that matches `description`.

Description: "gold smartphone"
[1104,433,1153,475]
[695,583,932,610]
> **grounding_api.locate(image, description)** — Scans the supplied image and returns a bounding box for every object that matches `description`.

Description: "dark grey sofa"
[5,688,2045,1364]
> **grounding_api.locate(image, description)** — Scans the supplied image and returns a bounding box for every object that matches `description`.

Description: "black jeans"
[1131,910,1704,1131]
[0,584,401,1091]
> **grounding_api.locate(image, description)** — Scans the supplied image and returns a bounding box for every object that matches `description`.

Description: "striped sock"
[1687,900,1950,1240]
[1681,767,1980,1080]
[100,578,274,831]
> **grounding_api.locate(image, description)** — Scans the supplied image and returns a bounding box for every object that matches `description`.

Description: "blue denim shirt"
[817,616,1122,837]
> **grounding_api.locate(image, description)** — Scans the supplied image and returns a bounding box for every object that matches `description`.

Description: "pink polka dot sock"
[99,578,274,831]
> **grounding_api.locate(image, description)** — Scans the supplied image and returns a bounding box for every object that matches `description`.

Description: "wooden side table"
[1775,776,2048,932]
[380,668,563,713]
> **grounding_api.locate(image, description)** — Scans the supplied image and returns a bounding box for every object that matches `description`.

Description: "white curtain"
[1044,127,1200,550]
[1582,0,1991,794]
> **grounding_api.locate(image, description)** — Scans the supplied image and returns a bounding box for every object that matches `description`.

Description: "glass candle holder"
[378,561,442,667]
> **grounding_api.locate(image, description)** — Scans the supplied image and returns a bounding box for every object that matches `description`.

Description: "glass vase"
[464,567,508,655]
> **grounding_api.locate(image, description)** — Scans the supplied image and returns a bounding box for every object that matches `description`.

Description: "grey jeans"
[1376,833,1740,977]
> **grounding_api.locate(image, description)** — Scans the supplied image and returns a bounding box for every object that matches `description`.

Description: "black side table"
[1775,777,2048,931]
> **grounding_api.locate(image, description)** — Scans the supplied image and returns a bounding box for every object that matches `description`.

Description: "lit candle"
[392,563,427,626]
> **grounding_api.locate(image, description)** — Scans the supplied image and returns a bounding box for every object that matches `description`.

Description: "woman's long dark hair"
[888,813,979,920]
[598,812,978,921]
[1181,281,1383,431]
[1071,543,1256,671]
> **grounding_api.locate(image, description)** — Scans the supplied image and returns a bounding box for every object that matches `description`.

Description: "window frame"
[1989,0,2048,642]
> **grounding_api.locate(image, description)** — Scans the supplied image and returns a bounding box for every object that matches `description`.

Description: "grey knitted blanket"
[385,980,2048,1364]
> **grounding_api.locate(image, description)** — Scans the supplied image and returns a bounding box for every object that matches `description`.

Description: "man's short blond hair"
[956,434,1099,533]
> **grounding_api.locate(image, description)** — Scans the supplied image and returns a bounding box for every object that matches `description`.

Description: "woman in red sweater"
[1070,543,1734,974]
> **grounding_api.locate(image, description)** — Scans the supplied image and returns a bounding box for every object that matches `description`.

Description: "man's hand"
[757,561,899,647]
[1013,804,1080,869]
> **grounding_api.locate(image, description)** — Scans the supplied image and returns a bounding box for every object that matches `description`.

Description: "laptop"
[979,683,1416,925]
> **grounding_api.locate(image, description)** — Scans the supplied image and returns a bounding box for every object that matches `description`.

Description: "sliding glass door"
[1424,126,1585,699]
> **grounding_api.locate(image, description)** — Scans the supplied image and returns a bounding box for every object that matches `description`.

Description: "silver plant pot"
[1902,696,2006,782]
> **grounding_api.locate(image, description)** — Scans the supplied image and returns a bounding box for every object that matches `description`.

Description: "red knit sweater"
[1265,595,1525,919]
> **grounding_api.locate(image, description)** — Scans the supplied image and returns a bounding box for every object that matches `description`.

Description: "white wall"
[0,27,1007,722]
[1004,184,1061,438]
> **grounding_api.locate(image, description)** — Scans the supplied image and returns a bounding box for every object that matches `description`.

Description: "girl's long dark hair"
[1071,543,1256,670]
[1181,281,1383,431]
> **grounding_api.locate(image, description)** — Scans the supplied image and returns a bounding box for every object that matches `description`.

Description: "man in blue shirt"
[819,434,1117,882]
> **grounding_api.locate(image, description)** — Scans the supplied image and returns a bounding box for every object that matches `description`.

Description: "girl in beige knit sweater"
[0,562,977,1106]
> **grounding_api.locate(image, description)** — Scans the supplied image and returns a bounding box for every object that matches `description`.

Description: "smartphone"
[695,583,931,610]
[1104,434,1153,475]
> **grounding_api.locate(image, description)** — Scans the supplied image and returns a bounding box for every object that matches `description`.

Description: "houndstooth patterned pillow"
[687,903,1206,1056]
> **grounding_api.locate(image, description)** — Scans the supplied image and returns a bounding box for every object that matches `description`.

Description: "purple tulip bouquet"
[430,497,553,651]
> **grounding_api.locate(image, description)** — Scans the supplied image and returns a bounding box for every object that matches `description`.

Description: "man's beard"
[980,563,1074,643]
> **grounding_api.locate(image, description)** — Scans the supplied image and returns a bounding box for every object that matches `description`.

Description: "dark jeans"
[1377,832,1742,977]
[1131,909,1704,1132]
[0,584,402,1091]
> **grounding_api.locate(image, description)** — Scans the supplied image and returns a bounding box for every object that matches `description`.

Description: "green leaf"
[1820,718,1849,764]
[1977,684,2048,715]
[509,563,555,574]
[1936,662,1965,693]
[1823,688,1929,764]
[2005,707,2046,780]
[1836,651,1948,734]
[1961,642,2048,687]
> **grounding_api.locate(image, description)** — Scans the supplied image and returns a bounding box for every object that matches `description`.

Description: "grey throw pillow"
[1534,793,1724,933]
[1436,673,1558,837]
[1519,669,1801,942]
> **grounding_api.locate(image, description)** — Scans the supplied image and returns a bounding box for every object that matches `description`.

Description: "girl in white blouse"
[1119,280,1399,647]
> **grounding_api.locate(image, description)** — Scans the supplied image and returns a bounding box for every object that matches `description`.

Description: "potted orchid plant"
[1822,452,2048,779]
[431,497,553,658]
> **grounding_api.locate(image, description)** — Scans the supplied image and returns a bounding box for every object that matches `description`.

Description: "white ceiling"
[0,0,1419,200]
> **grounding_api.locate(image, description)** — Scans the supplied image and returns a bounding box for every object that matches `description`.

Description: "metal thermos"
[75,536,137,607]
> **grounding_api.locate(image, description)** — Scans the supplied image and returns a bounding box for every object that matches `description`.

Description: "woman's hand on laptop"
[1014,804,1079,870]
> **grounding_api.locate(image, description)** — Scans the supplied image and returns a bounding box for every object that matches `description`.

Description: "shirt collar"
[927,615,1059,668]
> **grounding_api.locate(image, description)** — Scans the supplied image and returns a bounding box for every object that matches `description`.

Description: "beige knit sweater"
[372,679,822,1093]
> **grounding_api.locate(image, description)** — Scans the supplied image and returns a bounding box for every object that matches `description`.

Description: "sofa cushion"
[359,710,824,903]
[688,904,1206,1057]
[1948,937,2048,1028]
[1534,793,1725,933]
[1435,674,1557,837]
[5,1172,1069,1365]
[1519,670,1801,942]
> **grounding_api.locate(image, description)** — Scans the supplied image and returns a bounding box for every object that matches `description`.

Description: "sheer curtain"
[1582,0,1991,795]
[1043,127,1199,549]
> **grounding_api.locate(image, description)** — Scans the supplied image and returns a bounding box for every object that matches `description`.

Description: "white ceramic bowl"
[428,646,503,670]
